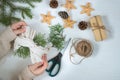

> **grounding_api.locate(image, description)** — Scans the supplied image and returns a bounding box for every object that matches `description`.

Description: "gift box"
[90,15,107,41]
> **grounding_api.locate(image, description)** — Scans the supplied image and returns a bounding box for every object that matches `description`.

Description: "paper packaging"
[14,26,49,64]
[90,15,107,41]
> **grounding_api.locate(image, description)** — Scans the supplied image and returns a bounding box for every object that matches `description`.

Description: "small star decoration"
[80,2,94,16]
[41,11,55,25]
[63,0,76,11]
[63,17,76,28]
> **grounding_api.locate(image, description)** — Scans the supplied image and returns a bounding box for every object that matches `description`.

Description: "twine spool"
[69,38,93,65]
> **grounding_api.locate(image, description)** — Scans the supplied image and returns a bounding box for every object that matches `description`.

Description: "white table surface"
[0,0,120,80]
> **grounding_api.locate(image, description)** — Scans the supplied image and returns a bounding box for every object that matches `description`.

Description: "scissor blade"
[60,38,71,54]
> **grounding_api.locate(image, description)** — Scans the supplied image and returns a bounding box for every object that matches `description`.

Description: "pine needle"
[49,24,65,50]
[33,33,47,47]
[15,46,30,58]
[0,0,42,26]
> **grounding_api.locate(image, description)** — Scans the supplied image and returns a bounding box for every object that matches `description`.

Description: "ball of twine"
[75,40,92,57]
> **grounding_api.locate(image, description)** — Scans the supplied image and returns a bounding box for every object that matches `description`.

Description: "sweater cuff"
[19,67,36,80]
[1,27,16,42]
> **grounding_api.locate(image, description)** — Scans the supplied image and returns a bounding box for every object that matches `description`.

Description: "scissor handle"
[46,52,62,77]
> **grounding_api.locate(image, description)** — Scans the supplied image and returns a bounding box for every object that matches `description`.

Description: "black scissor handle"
[46,53,62,77]
[49,62,61,77]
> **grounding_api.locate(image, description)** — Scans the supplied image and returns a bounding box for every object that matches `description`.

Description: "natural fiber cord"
[69,38,93,65]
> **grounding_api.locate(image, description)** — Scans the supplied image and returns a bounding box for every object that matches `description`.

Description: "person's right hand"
[28,54,48,76]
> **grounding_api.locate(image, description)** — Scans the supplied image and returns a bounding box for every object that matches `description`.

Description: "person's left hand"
[11,21,27,35]
[28,54,48,76]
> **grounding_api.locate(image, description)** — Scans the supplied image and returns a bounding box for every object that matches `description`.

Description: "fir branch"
[10,0,42,7]
[18,7,33,19]
[0,0,42,26]
[49,24,65,50]
[15,46,30,58]
[10,0,42,3]
[0,15,20,26]
[33,33,47,47]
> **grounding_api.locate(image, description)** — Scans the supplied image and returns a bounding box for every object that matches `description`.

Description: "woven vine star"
[80,2,94,16]
[63,17,76,28]
[41,11,55,25]
[63,0,76,11]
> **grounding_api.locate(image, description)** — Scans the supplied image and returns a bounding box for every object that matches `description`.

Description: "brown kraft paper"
[90,15,107,41]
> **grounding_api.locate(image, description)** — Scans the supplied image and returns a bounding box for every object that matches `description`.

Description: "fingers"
[43,54,48,67]
[42,54,47,62]
[13,26,26,35]
[37,54,48,71]
[33,62,44,68]
[28,54,48,75]
[31,54,47,68]
[11,21,27,30]
[11,21,27,35]
[29,62,44,71]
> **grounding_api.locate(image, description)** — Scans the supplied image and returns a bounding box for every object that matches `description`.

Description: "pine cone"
[49,0,58,8]
[78,21,88,30]
[58,11,69,19]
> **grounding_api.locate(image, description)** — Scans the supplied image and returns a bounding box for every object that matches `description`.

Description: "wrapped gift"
[14,26,49,64]
[90,15,107,41]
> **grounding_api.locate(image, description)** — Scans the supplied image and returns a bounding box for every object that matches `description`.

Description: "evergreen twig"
[15,46,30,58]
[49,24,65,50]
[0,0,42,26]
[33,33,47,47]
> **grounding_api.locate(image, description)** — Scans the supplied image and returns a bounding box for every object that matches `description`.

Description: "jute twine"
[69,38,93,65]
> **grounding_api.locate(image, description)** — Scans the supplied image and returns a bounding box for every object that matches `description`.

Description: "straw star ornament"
[80,2,94,16]
[63,0,76,11]
[41,11,55,25]
[63,17,76,28]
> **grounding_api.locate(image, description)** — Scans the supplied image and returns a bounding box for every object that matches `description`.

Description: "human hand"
[29,54,48,75]
[11,21,27,35]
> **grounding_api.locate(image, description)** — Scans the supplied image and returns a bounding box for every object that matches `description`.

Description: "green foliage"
[15,46,30,58]
[14,24,65,58]
[33,33,47,47]
[0,0,42,26]
[49,24,65,50]
[15,33,47,58]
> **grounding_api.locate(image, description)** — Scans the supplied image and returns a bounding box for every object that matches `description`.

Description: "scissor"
[46,38,71,77]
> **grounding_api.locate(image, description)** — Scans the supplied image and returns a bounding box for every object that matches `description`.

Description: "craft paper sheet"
[14,26,49,64]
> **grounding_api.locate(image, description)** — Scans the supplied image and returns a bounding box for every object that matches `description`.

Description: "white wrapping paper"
[14,26,49,64]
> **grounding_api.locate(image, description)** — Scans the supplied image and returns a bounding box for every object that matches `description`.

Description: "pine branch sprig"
[15,46,30,58]
[49,24,65,50]
[0,0,42,26]
[33,33,47,47]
